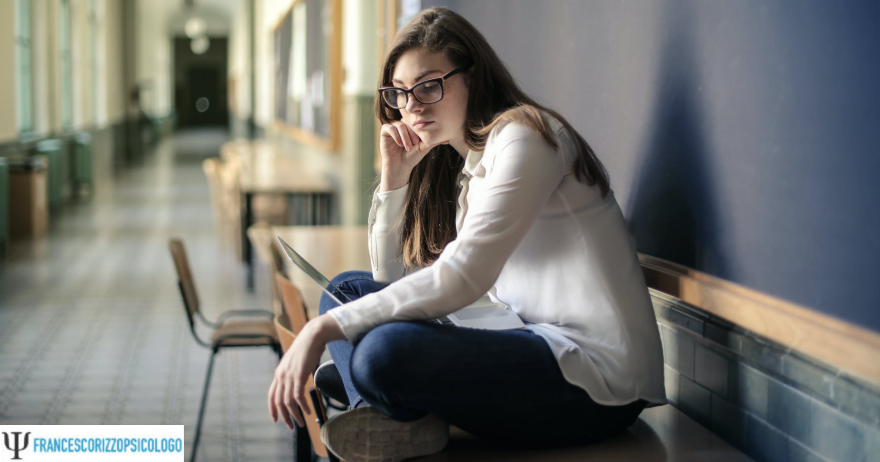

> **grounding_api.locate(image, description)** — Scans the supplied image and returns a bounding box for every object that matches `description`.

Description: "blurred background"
[0,1,878,462]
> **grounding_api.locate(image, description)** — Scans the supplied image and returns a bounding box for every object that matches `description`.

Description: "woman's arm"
[369,122,444,283]
[367,181,409,283]
[330,123,566,342]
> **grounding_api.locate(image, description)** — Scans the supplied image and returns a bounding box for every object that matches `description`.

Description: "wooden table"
[268,226,369,318]
[233,144,336,290]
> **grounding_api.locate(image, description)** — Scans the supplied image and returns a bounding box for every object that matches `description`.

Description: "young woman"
[268,7,666,461]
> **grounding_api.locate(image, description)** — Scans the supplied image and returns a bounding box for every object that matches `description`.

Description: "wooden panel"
[639,253,880,386]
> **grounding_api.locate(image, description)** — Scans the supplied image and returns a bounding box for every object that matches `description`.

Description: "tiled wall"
[652,291,880,462]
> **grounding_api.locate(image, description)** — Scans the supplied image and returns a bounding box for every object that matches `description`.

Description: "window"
[59,0,73,130]
[15,0,34,134]
[89,0,98,125]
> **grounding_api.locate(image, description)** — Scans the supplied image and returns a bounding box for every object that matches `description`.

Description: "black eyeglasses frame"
[378,66,468,109]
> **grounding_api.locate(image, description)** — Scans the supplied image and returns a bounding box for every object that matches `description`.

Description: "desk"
[270,226,369,318]
[234,145,335,290]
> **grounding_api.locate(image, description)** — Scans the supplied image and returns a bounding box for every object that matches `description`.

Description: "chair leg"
[309,388,339,462]
[191,347,218,462]
[295,424,312,462]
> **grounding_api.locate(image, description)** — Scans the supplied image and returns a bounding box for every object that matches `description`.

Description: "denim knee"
[349,323,415,398]
[319,270,374,316]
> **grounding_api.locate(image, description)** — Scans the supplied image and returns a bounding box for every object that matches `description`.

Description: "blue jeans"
[320,270,647,448]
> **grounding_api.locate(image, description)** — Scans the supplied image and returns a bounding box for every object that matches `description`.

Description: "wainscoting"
[649,265,880,462]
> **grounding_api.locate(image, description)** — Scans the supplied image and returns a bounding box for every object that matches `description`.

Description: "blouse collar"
[462,149,484,178]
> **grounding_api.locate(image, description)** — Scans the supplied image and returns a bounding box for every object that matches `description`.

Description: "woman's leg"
[349,321,647,448]
[318,270,388,409]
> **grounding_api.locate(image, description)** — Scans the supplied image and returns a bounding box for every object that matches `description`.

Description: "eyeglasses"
[379,67,467,109]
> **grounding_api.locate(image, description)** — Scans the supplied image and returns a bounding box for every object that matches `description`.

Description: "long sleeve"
[329,123,566,342]
[367,184,409,283]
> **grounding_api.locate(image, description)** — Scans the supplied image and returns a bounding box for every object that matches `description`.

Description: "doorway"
[174,37,229,129]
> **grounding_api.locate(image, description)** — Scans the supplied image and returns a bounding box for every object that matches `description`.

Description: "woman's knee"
[319,270,374,315]
[329,270,373,286]
[349,322,423,397]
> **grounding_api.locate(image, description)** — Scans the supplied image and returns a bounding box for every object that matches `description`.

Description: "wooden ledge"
[639,253,880,387]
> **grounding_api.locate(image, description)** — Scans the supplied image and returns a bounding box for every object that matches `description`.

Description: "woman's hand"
[267,314,345,430]
[379,121,448,192]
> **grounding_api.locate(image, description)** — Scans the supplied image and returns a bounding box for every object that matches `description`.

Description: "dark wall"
[423,0,880,332]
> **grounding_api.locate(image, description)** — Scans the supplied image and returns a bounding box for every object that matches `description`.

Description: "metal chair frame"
[170,239,282,462]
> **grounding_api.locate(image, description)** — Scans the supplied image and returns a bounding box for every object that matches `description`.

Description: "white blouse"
[328,115,667,406]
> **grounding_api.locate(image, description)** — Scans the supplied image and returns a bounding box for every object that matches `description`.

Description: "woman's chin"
[421,131,448,146]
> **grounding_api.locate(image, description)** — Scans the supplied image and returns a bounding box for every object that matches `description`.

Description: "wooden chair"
[245,222,287,315]
[217,158,246,260]
[274,271,310,333]
[221,140,288,222]
[168,238,281,462]
[268,237,287,315]
[202,158,229,250]
[274,313,336,462]
[274,271,342,462]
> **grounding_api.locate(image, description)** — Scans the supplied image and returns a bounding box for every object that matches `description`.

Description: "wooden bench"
[416,405,751,461]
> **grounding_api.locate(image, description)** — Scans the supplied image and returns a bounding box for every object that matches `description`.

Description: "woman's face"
[390,49,469,156]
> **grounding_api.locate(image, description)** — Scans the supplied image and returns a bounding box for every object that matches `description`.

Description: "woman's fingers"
[404,123,423,149]
[381,124,404,149]
[274,381,292,429]
[267,378,279,422]
[280,381,303,429]
[393,122,414,151]
[294,371,312,417]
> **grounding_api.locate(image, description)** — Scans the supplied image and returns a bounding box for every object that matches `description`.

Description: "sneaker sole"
[320,406,449,462]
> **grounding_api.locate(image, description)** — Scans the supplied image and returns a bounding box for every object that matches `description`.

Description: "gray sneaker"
[320,405,449,462]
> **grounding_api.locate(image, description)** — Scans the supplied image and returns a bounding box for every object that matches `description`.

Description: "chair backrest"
[215,157,243,258]
[202,158,228,247]
[220,139,251,163]
[202,159,226,209]
[168,239,200,326]
[274,272,310,335]
[274,313,296,353]
[272,313,329,459]
[269,241,286,315]
[202,158,221,198]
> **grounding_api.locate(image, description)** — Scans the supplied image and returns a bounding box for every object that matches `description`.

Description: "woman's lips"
[412,121,434,129]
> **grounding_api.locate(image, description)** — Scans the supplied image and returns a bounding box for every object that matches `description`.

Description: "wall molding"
[639,253,880,387]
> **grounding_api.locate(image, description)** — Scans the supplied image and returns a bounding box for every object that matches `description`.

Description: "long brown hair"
[376,7,610,270]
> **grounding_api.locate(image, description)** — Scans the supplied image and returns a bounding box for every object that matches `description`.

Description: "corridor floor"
[0,129,300,461]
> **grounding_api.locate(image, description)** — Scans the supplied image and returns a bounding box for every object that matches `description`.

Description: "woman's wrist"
[380,166,411,192]
[313,313,347,343]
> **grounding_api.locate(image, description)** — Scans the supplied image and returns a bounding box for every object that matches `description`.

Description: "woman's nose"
[405,95,424,113]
